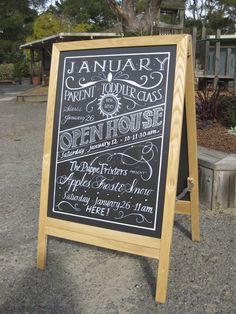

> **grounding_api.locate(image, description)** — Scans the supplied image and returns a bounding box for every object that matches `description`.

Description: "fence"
[192,27,236,93]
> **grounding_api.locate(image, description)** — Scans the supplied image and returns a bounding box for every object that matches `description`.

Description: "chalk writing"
[48,46,176,237]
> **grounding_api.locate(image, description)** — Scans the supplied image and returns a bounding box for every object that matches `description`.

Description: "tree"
[29,11,91,40]
[0,0,38,63]
[53,0,117,31]
[106,0,163,35]
[185,0,236,33]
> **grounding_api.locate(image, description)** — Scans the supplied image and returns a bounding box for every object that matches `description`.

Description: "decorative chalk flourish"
[57,201,81,212]
[114,211,152,224]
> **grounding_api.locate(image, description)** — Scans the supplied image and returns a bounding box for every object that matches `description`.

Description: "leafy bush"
[196,88,221,122]
[218,93,236,128]
[0,63,14,80]
[196,88,236,129]
[13,62,29,81]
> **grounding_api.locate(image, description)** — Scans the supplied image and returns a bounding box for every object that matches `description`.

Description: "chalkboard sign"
[47,45,176,238]
[37,35,200,303]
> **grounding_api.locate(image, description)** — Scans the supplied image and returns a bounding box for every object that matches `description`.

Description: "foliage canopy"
[0,0,236,64]
[185,0,236,33]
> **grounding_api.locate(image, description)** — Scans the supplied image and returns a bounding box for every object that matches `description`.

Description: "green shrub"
[218,94,236,128]
[0,63,14,80]
[13,62,29,81]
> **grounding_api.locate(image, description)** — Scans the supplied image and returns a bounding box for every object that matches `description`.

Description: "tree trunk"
[121,0,141,35]
[106,0,162,35]
[142,0,162,34]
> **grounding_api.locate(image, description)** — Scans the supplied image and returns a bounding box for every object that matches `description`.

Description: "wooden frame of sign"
[37,34,200,303]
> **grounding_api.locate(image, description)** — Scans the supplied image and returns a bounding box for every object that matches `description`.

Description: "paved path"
[0,85,235,313]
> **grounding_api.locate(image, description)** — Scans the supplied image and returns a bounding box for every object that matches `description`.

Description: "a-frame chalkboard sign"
[37,35,200,303]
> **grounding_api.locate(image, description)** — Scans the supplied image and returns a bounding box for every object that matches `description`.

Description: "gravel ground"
[0,85,235,314]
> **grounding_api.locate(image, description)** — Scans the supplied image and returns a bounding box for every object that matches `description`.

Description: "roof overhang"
[20,32,121,49]
[198,34,236,45]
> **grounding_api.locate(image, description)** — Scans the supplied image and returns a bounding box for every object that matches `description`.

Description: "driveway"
[0,84,235,313]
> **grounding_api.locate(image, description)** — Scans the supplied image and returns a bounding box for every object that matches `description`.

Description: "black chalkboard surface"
[48,45,177,238]
[177,107,190,201]
[38,35,200,303]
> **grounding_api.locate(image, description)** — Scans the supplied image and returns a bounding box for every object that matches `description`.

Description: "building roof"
[198,34,236,46]
[161,0,185,10]
[20,32,121,49]
[208,34,236,40]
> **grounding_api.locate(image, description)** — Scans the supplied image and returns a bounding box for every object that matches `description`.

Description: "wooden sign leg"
[37,156,50,269]
[156,36,190,303]
[185,39,200,242]
[155,212,175,303]
[156,36,199,303]
[37,205,48,269]
[37,227,48,269]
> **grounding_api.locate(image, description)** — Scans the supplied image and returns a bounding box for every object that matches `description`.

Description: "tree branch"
[106,0,123,17]
[142,0,162,33]
[106,0,163,35]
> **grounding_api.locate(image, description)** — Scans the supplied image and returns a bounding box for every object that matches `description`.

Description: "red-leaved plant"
[196,88,221,122]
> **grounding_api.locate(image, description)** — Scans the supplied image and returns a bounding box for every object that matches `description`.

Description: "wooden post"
[179,10,184,33]
[226,48,232,76]
[156,8,161,35]
[156,35,189,303]
[201,26,206,40]
[225,48,232,90]
[204,38,210,76]
[200,26,206,71]
[214,29,221,89]
[30,48,34,85]
[234,56,236,95]
[41,47,45,86]
[192,27,197,70]
[185,38,200,241]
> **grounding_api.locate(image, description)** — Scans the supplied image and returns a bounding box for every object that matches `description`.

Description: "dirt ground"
[197,123,236,154]
[0,85,235,313]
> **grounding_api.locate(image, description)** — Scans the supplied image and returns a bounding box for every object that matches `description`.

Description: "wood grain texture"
[199,166,213,209]
[37,45,60,269]
[37,35,196,304]
[185,37,200,241]
[229,172,236,208]
[37,35,187,270]
[175,200,191,215]
[156,35,189,303]
[54,34,187,52]
[226,48,232,77]
[212,170,236,209]
[46,217,161,249]
[45,225,160,259]
[214,29,221,89]
[204,41,210,75]
[214,171,230,209]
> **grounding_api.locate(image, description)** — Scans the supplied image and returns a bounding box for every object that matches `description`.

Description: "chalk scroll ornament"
[89,142,158,182]
[65,71,164,116]
[114,211,152,224]
[118,142,158,181]
[56,201,81,212]
[112,142,157,224]
[65,71,163,91]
